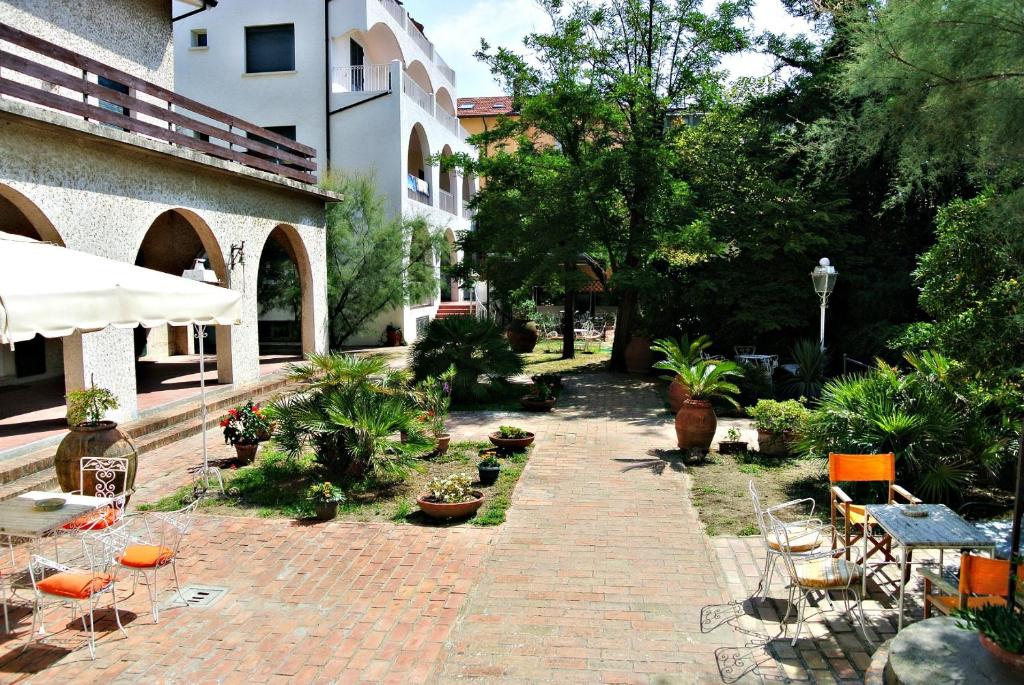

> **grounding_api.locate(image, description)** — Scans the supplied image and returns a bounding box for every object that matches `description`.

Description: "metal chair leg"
[762,555,778,602]
[791,591,807,646]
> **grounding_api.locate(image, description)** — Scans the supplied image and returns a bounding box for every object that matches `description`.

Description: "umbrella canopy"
[0,232,241,345]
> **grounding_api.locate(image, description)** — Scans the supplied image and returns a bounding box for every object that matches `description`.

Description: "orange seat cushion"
[931,595,1007,613]
[36,571,114,599]
[61,506,119,531]
[117,544,174,569]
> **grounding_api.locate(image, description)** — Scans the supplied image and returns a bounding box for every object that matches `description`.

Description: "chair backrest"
[765,511,801,579]
[959,554,1024,597]
[80,456,130,499]
[748,480,772,545]
[137,499,200,556]
[828,453,895,485]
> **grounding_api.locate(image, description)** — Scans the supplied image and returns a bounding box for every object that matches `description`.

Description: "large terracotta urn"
[667,377,691,413]
[625,336,653,374]
[674,399,717,450]
[506,320,540,353]
[54,421,137,497]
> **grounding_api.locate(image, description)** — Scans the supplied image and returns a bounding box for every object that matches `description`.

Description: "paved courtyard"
[0,371,910,684]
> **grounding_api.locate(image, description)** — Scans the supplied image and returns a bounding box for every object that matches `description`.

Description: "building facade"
[0,0,333,428]
[173,0,481,345]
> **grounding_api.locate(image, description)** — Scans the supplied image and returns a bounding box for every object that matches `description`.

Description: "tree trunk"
[609,287,639,371]
[562,287,575,360]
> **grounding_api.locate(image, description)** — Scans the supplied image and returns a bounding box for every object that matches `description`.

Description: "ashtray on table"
[901,505,929,518]
[33,497,66,511]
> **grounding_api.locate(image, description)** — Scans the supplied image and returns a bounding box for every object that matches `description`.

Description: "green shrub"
[955,605,1024,654]
[782,339,828,399]
[497,425,528,439]
[747,399,810,434]
[675,359,743,407]
[66,385,118,426]
[410,315,524,403]
[426,474,475,503]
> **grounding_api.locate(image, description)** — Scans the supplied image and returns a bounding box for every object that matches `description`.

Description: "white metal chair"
[735,345,756,356]
[766,510,871,646]
[748,481,826,603]
[61,457,132,533]
[116,500,199,622]
[26,525,129,658]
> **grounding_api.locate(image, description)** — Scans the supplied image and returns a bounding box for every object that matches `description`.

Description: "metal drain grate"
[165,584,228,609]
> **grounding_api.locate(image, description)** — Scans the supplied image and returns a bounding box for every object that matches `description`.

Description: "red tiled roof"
[457,96,517,118]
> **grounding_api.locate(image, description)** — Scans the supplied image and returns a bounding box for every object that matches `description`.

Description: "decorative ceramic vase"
[506,321,540,353]
[55,421,137,498]
[416,492,484,520]
[435,433,451,455]
[234,442,258,464]
[625,336,652,374]
[667,378,691,413]
[674,400,717,450]
[478,463,500,485]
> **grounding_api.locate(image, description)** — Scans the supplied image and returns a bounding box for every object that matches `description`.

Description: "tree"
[462,0,751,368]
[320,173,443,347]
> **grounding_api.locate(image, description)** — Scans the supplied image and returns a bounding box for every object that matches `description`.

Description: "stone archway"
[256,224,315,363]
[407,123,431,205]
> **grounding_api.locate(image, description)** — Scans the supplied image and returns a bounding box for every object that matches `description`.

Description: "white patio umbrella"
[0,231,242,489]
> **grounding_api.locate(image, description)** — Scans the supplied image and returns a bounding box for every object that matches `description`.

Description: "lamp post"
[810,258,838,350]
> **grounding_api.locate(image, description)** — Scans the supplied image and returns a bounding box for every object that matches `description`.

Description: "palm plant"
[652,334,712,379]
[269,353,430,482]
[410,315,524,403]
[675,359,743,407]
[782,339,828,399]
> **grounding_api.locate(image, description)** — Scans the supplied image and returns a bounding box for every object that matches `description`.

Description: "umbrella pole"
[1008,418,1023,611]
[196,324,223,494]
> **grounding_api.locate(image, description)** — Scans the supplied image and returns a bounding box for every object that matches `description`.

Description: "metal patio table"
[863,503,996,631]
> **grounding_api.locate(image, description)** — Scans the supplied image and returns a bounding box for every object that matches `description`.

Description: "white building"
[173,0,481,345]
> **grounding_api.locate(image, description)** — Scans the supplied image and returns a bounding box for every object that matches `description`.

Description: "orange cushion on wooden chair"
[36,571,115,599]
[117,544,174,569]
[61,506,120,531]
[932,595,1007,613]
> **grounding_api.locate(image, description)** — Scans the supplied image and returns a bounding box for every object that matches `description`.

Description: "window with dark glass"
[245,24,295,73]
[97,76,129,117]
[247,125,297,165]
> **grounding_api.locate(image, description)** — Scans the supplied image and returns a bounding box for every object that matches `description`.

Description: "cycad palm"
[675,359,743,408]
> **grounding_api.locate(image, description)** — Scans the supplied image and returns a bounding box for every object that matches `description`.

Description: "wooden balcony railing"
[0,23,317,184]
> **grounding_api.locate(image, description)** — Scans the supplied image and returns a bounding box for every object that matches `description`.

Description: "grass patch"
[687,450,828,536]
[140,441,531,527]
[522,339,610,376]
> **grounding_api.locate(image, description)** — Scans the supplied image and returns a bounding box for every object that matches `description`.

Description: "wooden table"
[863,504,995,631]
[0,491,112,540]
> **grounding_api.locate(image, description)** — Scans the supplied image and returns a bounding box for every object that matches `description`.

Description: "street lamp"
[810,257,838,349]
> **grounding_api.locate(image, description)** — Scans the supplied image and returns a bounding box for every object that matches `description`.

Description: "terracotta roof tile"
[457,96,517,118]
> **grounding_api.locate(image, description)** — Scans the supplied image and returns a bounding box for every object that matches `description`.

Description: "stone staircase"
[0,372,296,501]
[434,302,477,320]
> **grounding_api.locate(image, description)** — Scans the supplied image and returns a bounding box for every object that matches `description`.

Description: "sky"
[401,0,816,98]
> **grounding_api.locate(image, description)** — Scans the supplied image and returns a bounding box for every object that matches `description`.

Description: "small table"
[863,504,996,631]
[886,616,1020,684]
[0,491,112,540]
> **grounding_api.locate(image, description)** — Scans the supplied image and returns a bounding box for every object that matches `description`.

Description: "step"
[0,372,297,501]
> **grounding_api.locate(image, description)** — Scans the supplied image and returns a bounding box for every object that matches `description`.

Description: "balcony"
[406,174,430,205]
[438,189,456,215]
[0,22,317,184]
[332,64,390,94]
[402,75,433,114]
[373,0,457,88]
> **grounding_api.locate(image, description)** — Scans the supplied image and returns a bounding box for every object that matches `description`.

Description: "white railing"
[332,64,390,94]
[436,107,462,136]
[435,53,456,87]
[438,189,456,215]
[407,186,430,204]
[402,74,433,114]
[462,201,475,219]
[377,0,406,27]
[407,22,433,59]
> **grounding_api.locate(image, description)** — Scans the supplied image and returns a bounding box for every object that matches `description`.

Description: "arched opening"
[435,87,456,116]
[461,173,476,218]
[405,60,433,96]
[439,144,456,215]
[335,24,404,93]
[0,184,67,451]
[440,228,459,303]
[364,22,405,64]
[406,123,431,205]
[132,209,232,411]
[256,224,314,374]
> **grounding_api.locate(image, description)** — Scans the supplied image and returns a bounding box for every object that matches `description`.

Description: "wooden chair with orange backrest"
[828,453,921,562]
[921,553,1024,618]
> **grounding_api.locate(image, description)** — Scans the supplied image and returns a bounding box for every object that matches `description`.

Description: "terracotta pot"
[667,378,691,413]
[314,501,339,521]
[506,321,540,353]
[718,440,748,455]
[435,433,451,454]
[489,432,535,451]
[234,442,258,464]
[417,491,484,519]
[625,336,652,374]
[54,421,137,499]
[674,400,717,450]
[520,396,555,412]
[386,328,402,346]
[979,632,1024,671]
[757,429,790,456]
[478,464,500,485]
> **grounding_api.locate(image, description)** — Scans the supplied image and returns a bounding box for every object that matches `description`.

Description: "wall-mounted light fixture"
[229,241,245,270]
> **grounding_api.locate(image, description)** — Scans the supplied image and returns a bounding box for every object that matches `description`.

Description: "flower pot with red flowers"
[412,365,456,455]
[489,425,535,451]
[652,335,712,412]
[220,401,272,464]
[417,474,484,520]
[672,360,743,451]
[307,481,344,521]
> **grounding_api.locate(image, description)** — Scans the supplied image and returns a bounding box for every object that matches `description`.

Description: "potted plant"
[718,426,748,455]
[955,605,1024,670]
[625,329,654,374]
[652,335,712,412]
[505,298,541,353]
[385,323,403,347]
[414,365,456,454]
[673,360,743,451]
[220,401,272,464]
[55,383,137,497]
[489,425,535,451]
[417,474,484,519]
[307,481,344,521]
[478,451,501,485]
[747,399,809,456]
[521,373,561,412]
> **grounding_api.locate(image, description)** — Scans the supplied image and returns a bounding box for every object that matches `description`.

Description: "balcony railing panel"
[332,64,390,94]
[406,187,430,204]
[436,108,462,137]
[406,22,433,59]
[434,54,456,87]
[402,74,433,114]
[0,22,317,184]
[377,0,406,27]
[438,189,456,215]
